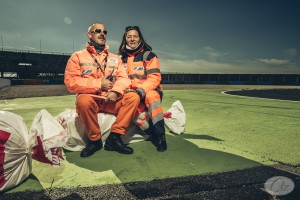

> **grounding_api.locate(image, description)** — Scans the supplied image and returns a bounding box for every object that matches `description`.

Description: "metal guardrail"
[0,78,11,88]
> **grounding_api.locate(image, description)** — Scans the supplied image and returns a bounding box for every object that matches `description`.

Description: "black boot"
[144,127,158,147]
[80,139,103,157]
[155,133,167,152]
[151,120,167,152]
[104,132,133,154]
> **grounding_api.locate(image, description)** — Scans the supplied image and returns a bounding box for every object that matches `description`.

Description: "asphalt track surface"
[224,89,300,102]
[1,85,300,199]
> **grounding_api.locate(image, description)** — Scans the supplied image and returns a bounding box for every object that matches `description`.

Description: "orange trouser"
[76,92,139,141]
[134,90,164,131]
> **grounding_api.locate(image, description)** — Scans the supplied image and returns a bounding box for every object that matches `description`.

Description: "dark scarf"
[89,41,105,53]
[125,43,144,56]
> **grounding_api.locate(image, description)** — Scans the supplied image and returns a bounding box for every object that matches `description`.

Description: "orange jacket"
[64,43,130,98]
[122,50,162,97]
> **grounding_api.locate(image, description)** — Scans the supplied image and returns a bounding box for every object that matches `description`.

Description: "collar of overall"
[89,41,105,53]
[88,42,106,74]
[125,43,144,57]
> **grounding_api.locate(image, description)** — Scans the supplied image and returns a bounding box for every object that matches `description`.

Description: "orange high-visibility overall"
[122,50,164,134]
[64,43,139,141]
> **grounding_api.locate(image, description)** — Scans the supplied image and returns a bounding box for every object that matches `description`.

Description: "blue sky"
[0,0,299,74]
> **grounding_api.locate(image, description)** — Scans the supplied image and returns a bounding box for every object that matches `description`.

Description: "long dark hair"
[118,26,152,55]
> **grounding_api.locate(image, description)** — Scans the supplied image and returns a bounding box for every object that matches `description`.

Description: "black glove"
[106,75,115,82]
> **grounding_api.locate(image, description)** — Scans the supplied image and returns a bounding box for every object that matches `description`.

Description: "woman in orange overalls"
[118,26,167,152]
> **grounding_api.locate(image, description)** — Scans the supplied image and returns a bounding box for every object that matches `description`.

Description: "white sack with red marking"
[0,111,32,192]
[56,109,149,151]
[56,109,88,151]
[29,109,67,167]
[56,109,116,151]
[164,100,186,135]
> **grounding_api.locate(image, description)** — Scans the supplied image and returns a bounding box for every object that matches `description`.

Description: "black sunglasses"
[125,26,140,31]
[91,29,108,35]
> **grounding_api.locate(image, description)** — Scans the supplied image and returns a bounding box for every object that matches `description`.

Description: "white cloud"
[161,59,241,73]
[202,46,228,60]
[258,58,290,65]
[155,49,188,60]
[2,45,14,49]
[107,40,119,46]
[106,39,120,53]
[160,58,300,74]
[155,46,229,64]
[157,47,300,74]
[23,46,37,50]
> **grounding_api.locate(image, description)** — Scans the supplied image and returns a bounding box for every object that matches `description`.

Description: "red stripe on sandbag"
[31,136,52,165]
[0,130,11,188]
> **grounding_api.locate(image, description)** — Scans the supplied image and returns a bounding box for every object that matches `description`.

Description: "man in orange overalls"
[64,22,140,157]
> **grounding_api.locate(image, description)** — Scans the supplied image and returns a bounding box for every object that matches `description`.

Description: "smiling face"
[125,29,141,49]
[87,23,107,45]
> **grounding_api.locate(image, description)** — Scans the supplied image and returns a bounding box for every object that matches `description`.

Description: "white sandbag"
[29,109,67,167]
[56,109,88,151]
[0,111,32,192]
[97,113,117,142]
[57,109,149,151]
[57,109,116,151]
[164,100,186,134]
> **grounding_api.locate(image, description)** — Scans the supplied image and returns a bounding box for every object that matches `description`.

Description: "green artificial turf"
[163,89,300,165]
[1,89,299,193]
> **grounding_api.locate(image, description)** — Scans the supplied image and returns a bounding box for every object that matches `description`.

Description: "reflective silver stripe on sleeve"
[135,119,150,130]
[107,66,118,69]
[148,100,161,113]
[148,100,164,124]
[129,69,160,79]
[146,68,160,75]
[129,74,147,80]
[80,62,97,67]
[133,112,150,131]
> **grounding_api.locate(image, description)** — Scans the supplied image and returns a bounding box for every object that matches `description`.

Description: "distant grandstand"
[0,50,69,84]
[1,50,299,85]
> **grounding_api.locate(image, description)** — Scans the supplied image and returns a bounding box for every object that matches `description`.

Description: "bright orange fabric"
[126,55,161,94]
[123,51,164,129]
[64,43,139,140]
[65,43,131,98]
[76,93,139,140]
